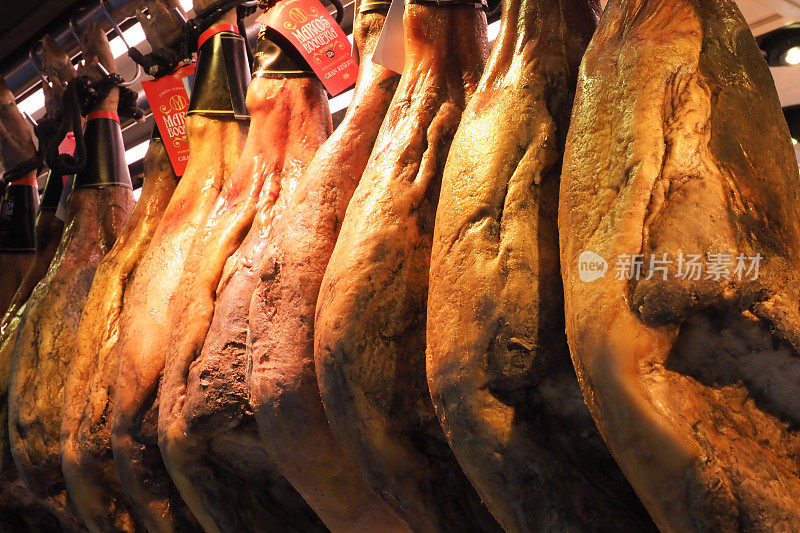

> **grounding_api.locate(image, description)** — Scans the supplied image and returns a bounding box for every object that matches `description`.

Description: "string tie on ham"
[42,80,86,179]
[1,158,43,183]
[0,157,43,193]
[130,1,258,76]
[72,73,143,120]
[177,0,258,62]
[38,69,142,180]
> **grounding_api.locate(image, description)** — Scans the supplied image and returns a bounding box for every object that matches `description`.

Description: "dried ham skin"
[559,0,800,531]
[426,0,657,530]
[314,4,501,532]
[156,56,332,532]
[60,137,178,532]
[9,184,134,531]
[247,8,410,532]
[0,186,64,531]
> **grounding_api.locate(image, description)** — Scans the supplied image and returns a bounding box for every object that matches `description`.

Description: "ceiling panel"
[0,0,81,72]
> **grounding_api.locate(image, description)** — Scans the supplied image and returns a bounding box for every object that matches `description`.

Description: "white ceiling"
[741,0,800,35]
[739,0,800,106]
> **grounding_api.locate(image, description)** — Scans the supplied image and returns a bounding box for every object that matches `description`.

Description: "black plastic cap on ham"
[406,0,489,8]
[0,180,38,252]
[39,170,65,212]
[74,117,132,189]
[151,121,163,141]
[188,30,251,120]
[252,25,314,79]
[358,0,391,13]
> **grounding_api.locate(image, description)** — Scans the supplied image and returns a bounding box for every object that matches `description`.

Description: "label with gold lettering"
[257,0,358,95]
[141,62,196,176]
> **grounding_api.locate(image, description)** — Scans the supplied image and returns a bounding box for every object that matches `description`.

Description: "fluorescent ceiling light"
[487,19,500,43]
[179,0,193,12]
[785,46,800,66]
[109,23,146,58]
[329,89,353,114]
[17,88,45,116]
[125,139,150,165]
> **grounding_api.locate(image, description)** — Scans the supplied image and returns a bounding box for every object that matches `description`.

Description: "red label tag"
[141,62,196,176]
[58,131,76,158]
[59,131,77,184]
[258,0,358,95]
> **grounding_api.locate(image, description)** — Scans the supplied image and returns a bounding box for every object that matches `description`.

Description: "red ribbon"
[10,175,37,187]
[198,23,239,50]
[86,110,120,123]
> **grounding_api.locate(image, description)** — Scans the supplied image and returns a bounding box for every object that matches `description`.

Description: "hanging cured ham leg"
[0,75,56,431]
[0,37,71,477]
[156,19,330,533]
[7,23,135,531]
[314,2,500,531]
[0,77,39,315]
[426,0,657,530]
[559,0,800,530]
[0,178,60,532]
[111,4,251,531]
[60,132,175,533]
[0,35,83,370]
[0,69,65,533]
[1,162,69,346]
[247,4,409,531]
[0,166,66,395]
[60,5,184,531]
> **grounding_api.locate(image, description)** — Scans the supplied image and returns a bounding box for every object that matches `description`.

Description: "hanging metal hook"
[22,111,38,129]
[69,9,110,78]
[69,11,83,46]
[328,0,344,24]
[26,45,48,124]
[173,7,188,23]
[28,45,47,85]
[98,0,132,50]
[97,0,143,87]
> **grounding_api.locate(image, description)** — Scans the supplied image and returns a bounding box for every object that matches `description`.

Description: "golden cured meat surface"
[314,4,500,532]
[426,0,657,531]
[112,112,245,533]
[60,137,178,533]
[247,8,409,533]
[560,0,800,531]
[156,57,331,532]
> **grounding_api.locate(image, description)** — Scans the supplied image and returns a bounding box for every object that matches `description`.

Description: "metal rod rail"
[5,0,152,99]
